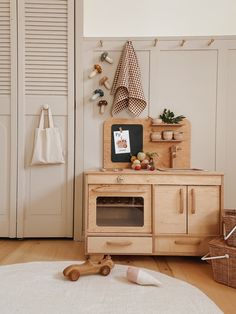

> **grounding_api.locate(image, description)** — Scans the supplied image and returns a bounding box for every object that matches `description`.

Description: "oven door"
[87,184,151,233]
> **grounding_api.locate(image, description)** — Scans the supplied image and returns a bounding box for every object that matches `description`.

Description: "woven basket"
[202,238,236,288]
[223,209,236,247]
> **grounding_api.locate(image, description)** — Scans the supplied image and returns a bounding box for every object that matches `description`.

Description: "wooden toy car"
[63,256,114,281]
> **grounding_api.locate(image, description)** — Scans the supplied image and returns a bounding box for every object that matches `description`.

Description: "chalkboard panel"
[111,124,143,162]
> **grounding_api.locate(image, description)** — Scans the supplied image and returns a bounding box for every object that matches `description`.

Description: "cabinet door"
[154,185,187,234]
[0,0,17,237]
[188,186,220,235]
[17,0,74,237]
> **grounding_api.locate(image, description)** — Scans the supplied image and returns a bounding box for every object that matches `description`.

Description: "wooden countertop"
[84,168,224,176]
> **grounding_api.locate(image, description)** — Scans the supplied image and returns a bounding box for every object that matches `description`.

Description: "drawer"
[87,236,152,254]
[154,236,213,256]
[86,173,223,186]
[86,174,152,185]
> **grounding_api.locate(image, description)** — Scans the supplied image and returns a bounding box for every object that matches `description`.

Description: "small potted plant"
[159,109,185,124]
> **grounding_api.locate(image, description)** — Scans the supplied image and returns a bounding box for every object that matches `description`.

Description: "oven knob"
[117,175,124,183]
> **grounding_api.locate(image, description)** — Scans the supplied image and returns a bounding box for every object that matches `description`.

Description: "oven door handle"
[91,188,143,194]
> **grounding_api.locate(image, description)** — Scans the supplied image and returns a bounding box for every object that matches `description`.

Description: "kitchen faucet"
[170,145,182,168]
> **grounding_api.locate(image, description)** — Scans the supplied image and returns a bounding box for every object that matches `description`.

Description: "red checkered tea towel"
[111,41,147,116]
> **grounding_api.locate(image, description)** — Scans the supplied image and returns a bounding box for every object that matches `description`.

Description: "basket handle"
[201,253,229,261]
[223,224,236,240]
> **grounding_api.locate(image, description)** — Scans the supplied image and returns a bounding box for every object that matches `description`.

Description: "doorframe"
[74,0,84,240]
[9,0,18,237]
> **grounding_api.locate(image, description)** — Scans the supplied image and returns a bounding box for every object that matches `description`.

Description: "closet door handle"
[179,188,184,214]
[191,188,196,214]
[106,240,132,247]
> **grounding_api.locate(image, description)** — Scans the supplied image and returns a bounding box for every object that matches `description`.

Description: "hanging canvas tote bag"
[31,106,65,165]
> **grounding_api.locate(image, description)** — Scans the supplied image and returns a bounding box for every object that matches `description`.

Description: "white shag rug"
[0,261,222,314]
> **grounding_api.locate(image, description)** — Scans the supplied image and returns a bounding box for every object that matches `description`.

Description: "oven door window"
[96,196,144,227]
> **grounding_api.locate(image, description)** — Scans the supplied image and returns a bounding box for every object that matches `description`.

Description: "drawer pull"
[106,240,132,247]
[174,240,201,246]
[179,188,184,214]
[117,176,125,183]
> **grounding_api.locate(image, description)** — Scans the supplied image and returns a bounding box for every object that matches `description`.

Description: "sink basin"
[156,168,207,172]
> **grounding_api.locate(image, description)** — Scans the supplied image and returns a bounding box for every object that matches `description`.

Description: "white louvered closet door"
[0,0,17,237]
[17,0,74,237]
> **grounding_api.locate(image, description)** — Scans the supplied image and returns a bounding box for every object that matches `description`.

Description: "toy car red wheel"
[100,265,111,276]
[69,270,80,281]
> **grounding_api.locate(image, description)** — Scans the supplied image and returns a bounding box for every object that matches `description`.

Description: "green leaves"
[159,109,185,124]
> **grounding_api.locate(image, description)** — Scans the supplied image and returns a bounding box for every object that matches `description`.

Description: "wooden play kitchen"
[84,117,224,257]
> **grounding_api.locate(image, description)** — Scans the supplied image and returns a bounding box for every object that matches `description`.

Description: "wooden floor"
[0,239,235,314]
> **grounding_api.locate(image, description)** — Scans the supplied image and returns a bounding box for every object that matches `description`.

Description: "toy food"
[97,100,108,114]
[141,159,149,169]
[134,164,141,170]
[100,51,113,64]
[130,151,158,171]
[127,266,162,287]
[88,64,102,78]
[137,152,146,161]
[91,89,104,101]
[99,76,111,90]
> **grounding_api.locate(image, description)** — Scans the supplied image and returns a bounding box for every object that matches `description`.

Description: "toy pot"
[162,130,173,140]
[151,132,162,141]
[173,131,184,140]
[152,118,162,125]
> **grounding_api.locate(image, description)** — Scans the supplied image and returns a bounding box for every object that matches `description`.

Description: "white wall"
[80,38,236,209]
[84,0,236,37]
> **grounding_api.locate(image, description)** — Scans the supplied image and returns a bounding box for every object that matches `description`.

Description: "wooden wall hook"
[180,40,186,47]
[207,39,215,46]
[99,40,103,47]
[154,38,158,47]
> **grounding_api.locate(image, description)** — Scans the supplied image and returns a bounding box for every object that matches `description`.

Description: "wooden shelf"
[151,123,184,127]
[151,140,182,143]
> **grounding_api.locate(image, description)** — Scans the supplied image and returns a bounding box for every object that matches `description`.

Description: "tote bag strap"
[48,107,54,128]
[38,106,54,129]
[38,108,45,129]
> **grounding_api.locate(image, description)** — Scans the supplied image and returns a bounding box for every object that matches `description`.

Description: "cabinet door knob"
[117,175,124,183]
